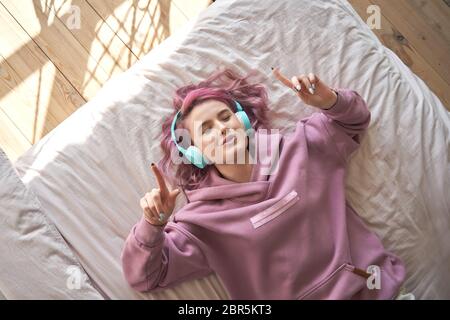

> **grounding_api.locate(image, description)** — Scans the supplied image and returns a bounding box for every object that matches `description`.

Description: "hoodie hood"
[183,129,282,203]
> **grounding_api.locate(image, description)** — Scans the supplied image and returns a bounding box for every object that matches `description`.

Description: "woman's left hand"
[290,73,338,110]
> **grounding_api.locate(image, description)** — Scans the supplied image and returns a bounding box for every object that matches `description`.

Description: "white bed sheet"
[9,0,450,299]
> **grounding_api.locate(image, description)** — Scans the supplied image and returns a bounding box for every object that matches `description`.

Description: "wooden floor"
[0,0,211,162]
[0,0,449,162]
[348,0,450,108]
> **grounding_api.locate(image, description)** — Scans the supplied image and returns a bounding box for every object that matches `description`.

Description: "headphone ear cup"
[235,111,252,133]
[184,145,210,169]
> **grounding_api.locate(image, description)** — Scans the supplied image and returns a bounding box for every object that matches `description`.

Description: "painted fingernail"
[309,87,315,94]
[312,83,316,90]
[295,84,301,91]
[159,213,165,221]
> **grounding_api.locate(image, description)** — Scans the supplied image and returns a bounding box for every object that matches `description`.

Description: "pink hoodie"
[121,88,406,299]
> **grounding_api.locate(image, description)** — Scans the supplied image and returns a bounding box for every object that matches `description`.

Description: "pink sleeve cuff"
[321,88,354,115]
[133,216,166,247]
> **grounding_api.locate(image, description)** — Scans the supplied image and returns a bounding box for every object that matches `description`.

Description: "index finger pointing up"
[151,163,170,196]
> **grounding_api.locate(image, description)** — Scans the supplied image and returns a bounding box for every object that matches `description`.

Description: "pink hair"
[157,67,272,192]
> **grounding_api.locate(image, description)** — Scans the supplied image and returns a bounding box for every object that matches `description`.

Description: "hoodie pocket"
[296,262,370,300]
[250,190,299,229]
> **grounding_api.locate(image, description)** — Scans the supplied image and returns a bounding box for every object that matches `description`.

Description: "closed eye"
[201,109,232,134]
[203,127,212,134]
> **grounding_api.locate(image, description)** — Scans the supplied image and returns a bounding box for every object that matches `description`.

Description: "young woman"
[121,68,408,299]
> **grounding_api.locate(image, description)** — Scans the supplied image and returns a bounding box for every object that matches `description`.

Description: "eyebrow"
[200,108,230,130]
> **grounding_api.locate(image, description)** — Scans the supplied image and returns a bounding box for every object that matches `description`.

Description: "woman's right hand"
[140,163,180,226]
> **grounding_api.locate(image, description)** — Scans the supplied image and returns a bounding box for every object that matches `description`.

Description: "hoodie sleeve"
[121,217,213,293]
[306,88,371,164]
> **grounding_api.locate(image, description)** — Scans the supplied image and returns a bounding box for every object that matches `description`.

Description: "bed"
[1,0,449,299]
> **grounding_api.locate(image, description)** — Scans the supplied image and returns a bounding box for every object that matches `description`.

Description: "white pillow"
[0,148,103,299]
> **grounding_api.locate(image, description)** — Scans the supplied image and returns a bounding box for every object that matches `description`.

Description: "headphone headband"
[171,110,184,152]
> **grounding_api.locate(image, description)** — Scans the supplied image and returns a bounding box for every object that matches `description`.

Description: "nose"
[216,120,228,135]
[215,121,230,145]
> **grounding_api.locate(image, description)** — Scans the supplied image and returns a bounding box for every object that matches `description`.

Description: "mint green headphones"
[171,100,252,169]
